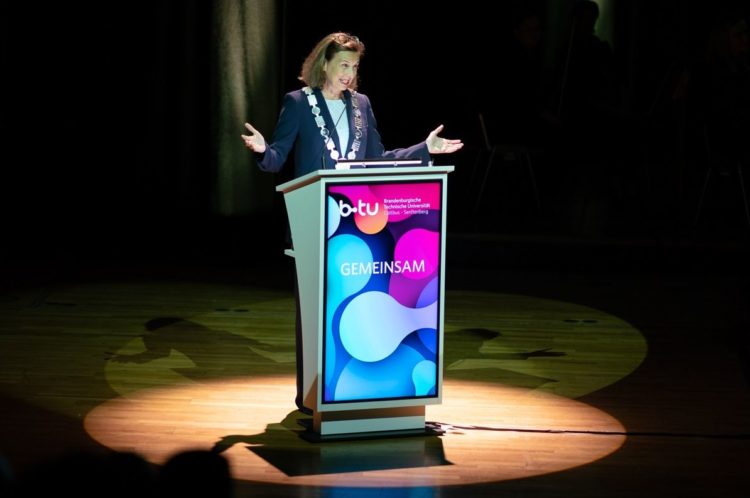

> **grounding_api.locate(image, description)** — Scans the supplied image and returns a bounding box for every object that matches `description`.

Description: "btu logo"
[338,199,380,217]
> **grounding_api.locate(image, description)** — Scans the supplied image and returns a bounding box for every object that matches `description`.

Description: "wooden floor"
[1,239,749,497]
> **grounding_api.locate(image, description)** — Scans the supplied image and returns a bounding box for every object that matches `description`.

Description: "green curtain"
[213,0,280,216]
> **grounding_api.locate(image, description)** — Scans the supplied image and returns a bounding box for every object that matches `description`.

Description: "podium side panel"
[283,182,324,410]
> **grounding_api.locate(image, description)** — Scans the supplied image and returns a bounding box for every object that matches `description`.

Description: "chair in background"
[693,124,750,231]
[472,113,541,217]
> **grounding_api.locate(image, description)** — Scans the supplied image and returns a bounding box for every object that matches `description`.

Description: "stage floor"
[1,252,749,497]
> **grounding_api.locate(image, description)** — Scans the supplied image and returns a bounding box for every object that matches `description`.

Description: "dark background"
[2,0,748,269]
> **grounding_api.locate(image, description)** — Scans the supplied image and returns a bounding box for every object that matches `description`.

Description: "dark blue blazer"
[256,87,431,178]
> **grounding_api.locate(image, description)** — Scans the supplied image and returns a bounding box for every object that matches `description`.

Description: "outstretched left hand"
[425,125,464,154]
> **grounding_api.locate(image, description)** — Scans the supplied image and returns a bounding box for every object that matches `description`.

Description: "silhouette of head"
[158,450,232,498]
[572,0,600,35]
[510,7,542,50]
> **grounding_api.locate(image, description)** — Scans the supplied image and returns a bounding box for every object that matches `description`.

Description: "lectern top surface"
[335,158,422,169]
[275,165,454,193]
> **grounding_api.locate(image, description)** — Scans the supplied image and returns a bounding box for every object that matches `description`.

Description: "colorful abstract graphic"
[323,181,442,403]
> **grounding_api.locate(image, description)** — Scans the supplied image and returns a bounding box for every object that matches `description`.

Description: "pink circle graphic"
[393,229,439,280]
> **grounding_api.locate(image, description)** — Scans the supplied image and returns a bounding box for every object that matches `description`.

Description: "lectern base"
[297,418,444,442]
[294,405,441,441]
[320,405,425,435]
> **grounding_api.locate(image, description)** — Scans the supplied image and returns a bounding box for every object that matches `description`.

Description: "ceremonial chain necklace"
[302,86,362,160]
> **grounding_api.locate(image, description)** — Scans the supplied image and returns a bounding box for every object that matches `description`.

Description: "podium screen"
[323,180,442,404]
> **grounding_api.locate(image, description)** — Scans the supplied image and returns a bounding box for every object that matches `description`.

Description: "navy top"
[256,87,431,178]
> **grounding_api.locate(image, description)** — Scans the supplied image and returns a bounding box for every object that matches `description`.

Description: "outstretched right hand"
[241,122,266,153]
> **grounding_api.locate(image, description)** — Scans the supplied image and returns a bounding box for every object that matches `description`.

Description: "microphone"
[317,94,349,170]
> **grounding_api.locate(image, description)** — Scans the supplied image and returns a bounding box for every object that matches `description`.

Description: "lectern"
[276,165,453,439]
